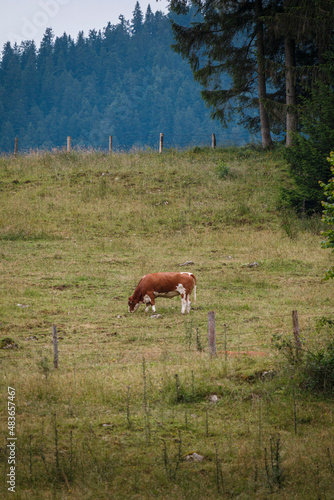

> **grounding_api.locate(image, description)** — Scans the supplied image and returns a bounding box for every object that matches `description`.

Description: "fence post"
[159,133,164,153]
[52,326,59,369]
[208,311,216,357]
[109,135,112,153]
[14,138,18,157]
[211,133,216,149]
[67,136,71,152]
[224,323,227,361]
[292,310,302,356]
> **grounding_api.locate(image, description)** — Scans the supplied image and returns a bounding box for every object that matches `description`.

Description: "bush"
[274,317,334,393]
[216,161,238,180]
[301,340,334,392]
[320,151,334,279]
[216,161,230,179]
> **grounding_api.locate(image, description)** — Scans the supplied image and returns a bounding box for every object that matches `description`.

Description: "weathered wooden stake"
[208,311,216,357]
[292,310,302,353]
[211,133,216,149]
[52,326,59,369]
[67,136,71,152]
[109,135,113,153]
[224,323,227,361]
[14,138,18,157]
[159,133,164,153]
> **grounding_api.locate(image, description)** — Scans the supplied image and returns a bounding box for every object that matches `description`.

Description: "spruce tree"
[265,0,334,146]
[170,0,275,147]
[131,1,144,35]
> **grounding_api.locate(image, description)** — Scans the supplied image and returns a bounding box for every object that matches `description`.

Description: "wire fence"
[8,130,259,157]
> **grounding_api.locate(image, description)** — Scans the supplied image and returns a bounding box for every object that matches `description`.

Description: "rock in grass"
[185,452,204,462]
[241,261,259,268]
[1,337,19,349]
[261,370,276,380]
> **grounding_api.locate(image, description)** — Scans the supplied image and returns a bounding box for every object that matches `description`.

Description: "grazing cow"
[128,272,197,314]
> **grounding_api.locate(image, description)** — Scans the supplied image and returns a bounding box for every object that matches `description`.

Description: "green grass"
[1,146,334,499]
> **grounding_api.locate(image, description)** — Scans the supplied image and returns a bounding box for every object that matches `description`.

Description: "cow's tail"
[190,274,197,302]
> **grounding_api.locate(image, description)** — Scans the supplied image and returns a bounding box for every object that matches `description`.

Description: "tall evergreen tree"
[170,0,275,147]
[266,0,334,146]
[131,2,144,35]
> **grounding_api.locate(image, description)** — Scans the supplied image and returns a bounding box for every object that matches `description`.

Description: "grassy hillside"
[0,147,334,499]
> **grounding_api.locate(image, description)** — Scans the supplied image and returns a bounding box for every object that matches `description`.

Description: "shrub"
[216,161,238,180]
[273,318,334,393]
[301,340,334,392]
[320,151,334,279]
[216,161,230,179]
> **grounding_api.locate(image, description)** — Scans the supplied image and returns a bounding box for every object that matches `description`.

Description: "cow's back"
[140,272,194,293]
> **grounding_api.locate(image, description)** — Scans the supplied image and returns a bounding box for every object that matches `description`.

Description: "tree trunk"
[255,0,273,148]
[285,36,297,147]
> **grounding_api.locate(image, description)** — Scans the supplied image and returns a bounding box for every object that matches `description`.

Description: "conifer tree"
[131,1,144,35]
[170,0,275,147]
[266,0,334,145]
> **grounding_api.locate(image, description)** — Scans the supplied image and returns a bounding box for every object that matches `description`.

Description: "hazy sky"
[0,0,169,49]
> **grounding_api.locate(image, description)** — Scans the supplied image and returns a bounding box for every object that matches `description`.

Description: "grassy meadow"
[0,146,334,499]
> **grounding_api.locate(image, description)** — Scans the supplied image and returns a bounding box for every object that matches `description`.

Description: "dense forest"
[0,3,254,153]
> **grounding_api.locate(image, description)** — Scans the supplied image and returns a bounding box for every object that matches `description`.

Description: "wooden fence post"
[109,135,112,153]
[208,311,216,357]
[159,133,164,153]
[224,323,227,361]
[211,133,216,149]
[67,136,71,152]
[52,326,59,369]
[292,310,302,355]
[14,138,18,157]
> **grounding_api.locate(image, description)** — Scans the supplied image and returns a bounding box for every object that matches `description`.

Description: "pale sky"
[0,0,169,50]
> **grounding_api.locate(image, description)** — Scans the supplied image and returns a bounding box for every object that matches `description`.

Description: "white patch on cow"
[152,304,156,313]
[186,296,191,313]
[129,302,140,313]
[176,283,186,295]
[143,294,151,304]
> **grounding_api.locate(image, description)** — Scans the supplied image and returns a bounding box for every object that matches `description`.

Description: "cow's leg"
[180,293,187,314]
[186,294,191,314]
[144,292,156,313]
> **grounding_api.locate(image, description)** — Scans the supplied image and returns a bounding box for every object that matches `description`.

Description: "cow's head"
[128,296,140,313]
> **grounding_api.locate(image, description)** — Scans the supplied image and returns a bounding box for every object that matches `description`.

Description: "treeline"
[0,3,252,152]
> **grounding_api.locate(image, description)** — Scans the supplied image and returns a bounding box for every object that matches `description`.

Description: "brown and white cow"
[128,272,197,314]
